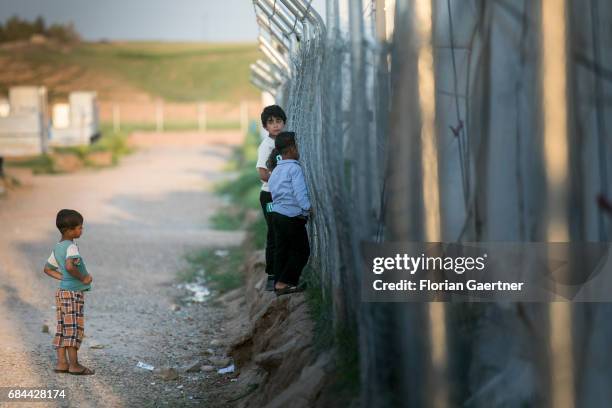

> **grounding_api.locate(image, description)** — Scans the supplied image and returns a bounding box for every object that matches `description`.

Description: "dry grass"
[0,41,262,103]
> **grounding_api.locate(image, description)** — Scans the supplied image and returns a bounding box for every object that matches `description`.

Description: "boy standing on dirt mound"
[256,105,287,291]
[43,209,95,375]
[267,131,311,295]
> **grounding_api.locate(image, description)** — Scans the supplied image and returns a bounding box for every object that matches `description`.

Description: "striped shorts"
[53,289,85,349]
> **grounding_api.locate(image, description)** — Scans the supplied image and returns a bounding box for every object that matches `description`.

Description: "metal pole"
[255,0,302,38]
[256,15,292,51]
[259,35,292,73]
[349,0,373,237]
[255,59,285,83]
[113,104,121,133]
[280,0,326,33]
[80,111,85,145]
[156,100,164,132]
[375,0,387,41]
[541,1,574,407]
[251,63,276,83]
[198,103,207,131]
[258,0,303,36]
[384,2,431,406]
[240,101,249,134]
[250,76,278,96]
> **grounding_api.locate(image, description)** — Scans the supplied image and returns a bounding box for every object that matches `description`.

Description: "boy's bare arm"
[43,266,63,280]
[258,167,270,182]
[65,258,89,282]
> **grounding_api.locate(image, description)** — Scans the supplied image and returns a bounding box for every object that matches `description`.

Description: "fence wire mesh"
[252,0,612,406]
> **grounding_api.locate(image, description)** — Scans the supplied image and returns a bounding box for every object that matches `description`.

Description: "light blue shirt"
[268,159,311,217]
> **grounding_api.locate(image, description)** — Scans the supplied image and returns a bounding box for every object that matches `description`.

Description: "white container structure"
[0,86,49,157]
[50,91,100,146]
[0,99,9,118]
[52,103,70,129]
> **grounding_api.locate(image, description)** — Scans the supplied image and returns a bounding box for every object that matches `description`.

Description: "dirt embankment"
[216,251,355,408]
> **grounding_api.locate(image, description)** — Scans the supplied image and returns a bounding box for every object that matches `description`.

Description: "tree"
[33,16,46,34]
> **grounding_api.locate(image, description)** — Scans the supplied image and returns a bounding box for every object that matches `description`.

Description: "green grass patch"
[52,145,89,160]
[6,125,132,174]
[0,41,262,103]
[6,154,56,174]
[210,207,245,231]
[221,123,260,171]
[303,265,335,351]
[56,125,133,164]
[334,324,360,393]
[180,247,245,295]
[215,169,261,209]
[99,120,241,132]
[303,264,360,393]
[91,128,133,159]
[214,123,263,209]
[246,216,267,250]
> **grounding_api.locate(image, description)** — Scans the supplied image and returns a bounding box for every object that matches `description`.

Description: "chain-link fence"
[251,0,612,406]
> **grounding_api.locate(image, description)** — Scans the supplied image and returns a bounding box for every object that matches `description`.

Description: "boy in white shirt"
[256,105,287,291]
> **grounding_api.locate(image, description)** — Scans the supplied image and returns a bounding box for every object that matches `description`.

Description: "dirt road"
[0,134,244,407]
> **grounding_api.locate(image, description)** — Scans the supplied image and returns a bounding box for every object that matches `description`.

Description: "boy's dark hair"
[56,209,84,233]
[260,105,287,128]
[266,132,296,170]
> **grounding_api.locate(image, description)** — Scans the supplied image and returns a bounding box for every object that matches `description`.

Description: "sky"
[0,0,326,42]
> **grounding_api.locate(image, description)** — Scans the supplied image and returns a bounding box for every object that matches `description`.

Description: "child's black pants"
[259,191,276,276]
[271,212,310,286]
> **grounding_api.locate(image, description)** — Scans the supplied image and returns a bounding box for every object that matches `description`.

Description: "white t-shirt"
[256,136,276,192]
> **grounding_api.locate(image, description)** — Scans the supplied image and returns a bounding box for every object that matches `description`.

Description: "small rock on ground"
[154,367,180,381]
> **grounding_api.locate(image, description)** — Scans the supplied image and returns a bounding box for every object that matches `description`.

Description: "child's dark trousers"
[271,212,310,286]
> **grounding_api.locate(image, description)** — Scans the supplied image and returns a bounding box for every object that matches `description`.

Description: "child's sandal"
[69,367,95,375]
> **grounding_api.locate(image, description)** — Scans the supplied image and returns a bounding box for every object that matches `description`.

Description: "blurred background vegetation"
[0,16,80,43]
[1,17,261,174]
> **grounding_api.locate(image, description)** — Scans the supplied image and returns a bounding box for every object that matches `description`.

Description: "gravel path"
[0,139,245,407]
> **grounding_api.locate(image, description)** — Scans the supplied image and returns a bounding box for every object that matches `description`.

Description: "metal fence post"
[156,100,164,132]
[240,101,249,134]
[113,104,121,133]
[198,103,207,131]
